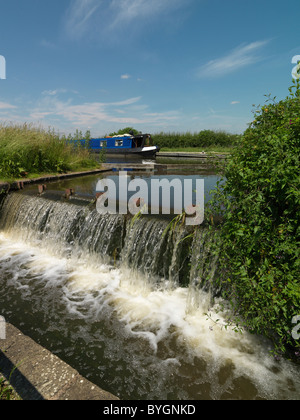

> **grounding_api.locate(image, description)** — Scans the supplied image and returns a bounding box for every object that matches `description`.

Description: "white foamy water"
[0,230,299,400]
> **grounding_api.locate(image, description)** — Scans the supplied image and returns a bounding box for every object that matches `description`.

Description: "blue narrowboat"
[85,133,160,158]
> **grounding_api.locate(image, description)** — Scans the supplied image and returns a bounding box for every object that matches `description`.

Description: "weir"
[0,190,299,400]
[0,192,219,290]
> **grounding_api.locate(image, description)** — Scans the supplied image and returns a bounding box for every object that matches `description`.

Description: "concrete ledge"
[0,167,112,193]
[0,323,119,401]
[0,163,166,193]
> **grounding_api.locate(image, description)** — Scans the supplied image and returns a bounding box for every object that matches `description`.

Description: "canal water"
[0,161,299,400]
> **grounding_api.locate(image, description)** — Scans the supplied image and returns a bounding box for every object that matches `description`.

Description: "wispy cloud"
[108,0,185,27]
[109,97,141,106]
[42,88,79,96]
[42,89,67,96]
[64,0,189,40]
[197,40,270,78]
[27,95,180,132]
[39,39,57,49]
[0,102,21,125]
[64,0,102,39]
[0,102,17,110]
[0,94,246,135]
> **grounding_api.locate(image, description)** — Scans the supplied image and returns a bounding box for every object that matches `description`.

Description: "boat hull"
[96,146,160,158]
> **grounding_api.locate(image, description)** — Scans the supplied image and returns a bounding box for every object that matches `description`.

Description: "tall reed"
[0,123,97,179]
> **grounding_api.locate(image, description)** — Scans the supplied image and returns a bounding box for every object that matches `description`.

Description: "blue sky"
[0,0,299,136]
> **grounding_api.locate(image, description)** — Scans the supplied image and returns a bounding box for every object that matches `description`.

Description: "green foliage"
[0,375,18,400]
[152,130,240,149]
[0,124,98,179]
[209,81,300,357]
[107,128,239,148]
[109,127,140,136]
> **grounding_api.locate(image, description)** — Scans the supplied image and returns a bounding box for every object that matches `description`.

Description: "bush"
[152,130,239,149]
[109,127,140,136]
[210,81,300,356]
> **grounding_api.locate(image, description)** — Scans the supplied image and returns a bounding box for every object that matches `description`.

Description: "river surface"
[0,161,299,400]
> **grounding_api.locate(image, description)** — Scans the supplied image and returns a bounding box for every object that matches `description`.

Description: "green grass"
[0,373,21,400]
[0,123,99,181]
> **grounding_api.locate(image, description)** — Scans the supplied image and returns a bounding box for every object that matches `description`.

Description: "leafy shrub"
[109,127,140,136]
[210,81,300,356]
[152,130,239,149]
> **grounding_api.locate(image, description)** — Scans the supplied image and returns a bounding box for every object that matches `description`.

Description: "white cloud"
[64,0,189,40]
[231,101,240,105]
[109,97,141,106]
[0,102,17,110]
[28,95,180,131]
[197,40,270,78]
[42,89,67,96]
[0,93,247,135]
[64,0,102,39]
[108,0,184,27]
[121,74,131,80]
[42,88,79,96]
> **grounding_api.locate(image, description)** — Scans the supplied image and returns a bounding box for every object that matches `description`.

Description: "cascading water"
[0,191,299,400]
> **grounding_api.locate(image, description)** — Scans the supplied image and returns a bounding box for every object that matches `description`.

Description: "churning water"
[0,192,299,400]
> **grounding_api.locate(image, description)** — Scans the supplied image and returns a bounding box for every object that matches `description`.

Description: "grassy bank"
[0,123,99,181]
